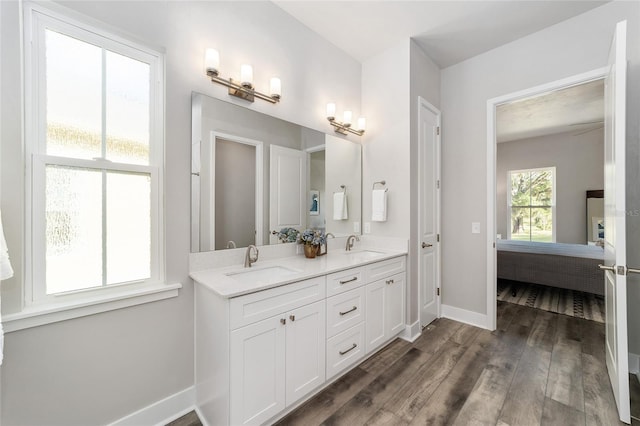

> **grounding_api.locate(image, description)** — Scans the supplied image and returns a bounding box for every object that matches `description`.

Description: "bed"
[497,240,605,296]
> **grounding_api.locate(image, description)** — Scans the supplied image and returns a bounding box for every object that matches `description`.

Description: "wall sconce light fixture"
[204,48,281,104]
[326,103,365,136]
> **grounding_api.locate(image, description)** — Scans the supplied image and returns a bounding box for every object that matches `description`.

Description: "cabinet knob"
[280,318,286,325]
[386,279,394,285]
[289,315,295,321]
[422,242,433,248]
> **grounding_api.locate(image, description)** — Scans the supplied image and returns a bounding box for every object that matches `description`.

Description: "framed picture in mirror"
[310,190,320,216]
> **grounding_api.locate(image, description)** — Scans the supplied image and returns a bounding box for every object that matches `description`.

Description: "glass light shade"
[240,64,253,87]
[326,103,336,119]
[204,48,219,74]
[270,77,281,98]
[343,110,352,126]
[357,117,366,131]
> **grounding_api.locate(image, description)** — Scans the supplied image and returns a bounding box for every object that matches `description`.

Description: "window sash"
[24,3,165,306]
[507,167,556,242]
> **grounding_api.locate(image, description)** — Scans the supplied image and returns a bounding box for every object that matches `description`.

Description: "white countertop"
[190,248,407,298]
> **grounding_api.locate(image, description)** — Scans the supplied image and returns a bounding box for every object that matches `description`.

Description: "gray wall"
[496,130,604,245]
[215,139,256,249]
[440,0,640,359]
[0,1,361,424]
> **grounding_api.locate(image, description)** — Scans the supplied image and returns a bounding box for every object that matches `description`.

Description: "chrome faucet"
[345,235,360,251]
[321,232,335,255]
[244,245,259,268]
[226,240,236,249]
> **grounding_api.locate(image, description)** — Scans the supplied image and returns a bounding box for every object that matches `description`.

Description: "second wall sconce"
[326,103,365,136]
[204,48,281,104]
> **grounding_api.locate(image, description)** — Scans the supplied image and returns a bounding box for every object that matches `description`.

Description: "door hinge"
[437,234,440,242]
[436,126,440,136]
[437,288,441,296]
[493,242,496,248]
[436,179,440,189]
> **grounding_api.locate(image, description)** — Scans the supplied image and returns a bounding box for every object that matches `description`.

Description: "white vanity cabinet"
[194,254,407,426]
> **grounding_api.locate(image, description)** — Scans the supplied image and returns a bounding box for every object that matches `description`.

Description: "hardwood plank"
[546,339,584,412]
[384,340,469,423]
[510,304,539,328]
[412,318,462,354]
[365,409,408,426]
[408,329,496,426]
[496,300,519,332]
[165,411,201,426]
[449,323,482,347]
[581,319,605,363]
[527,309,557,352]
[541,397,585,426]
[320,348,432,426]
[583,353,625,426]
[359,338,412,376]
[555,314,583,344]
[275,366,374,426]
[631,373,640,421]
[498,345,551,426]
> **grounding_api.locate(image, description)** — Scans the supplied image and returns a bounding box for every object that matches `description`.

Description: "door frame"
[417,96,442,328]
[485,67,607,331]
[211,131,264,246]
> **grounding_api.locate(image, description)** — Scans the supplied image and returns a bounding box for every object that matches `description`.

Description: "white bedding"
[496,239,604,260]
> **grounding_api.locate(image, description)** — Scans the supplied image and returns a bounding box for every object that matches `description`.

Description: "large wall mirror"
[191,92,362,252]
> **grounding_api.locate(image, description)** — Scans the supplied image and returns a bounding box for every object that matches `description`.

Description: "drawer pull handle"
[339,343,357,355]
[289,315,295,321]
[280,318,286,325]
[339,277,358,285]
[339,306,358,316]
[386,279,394,285]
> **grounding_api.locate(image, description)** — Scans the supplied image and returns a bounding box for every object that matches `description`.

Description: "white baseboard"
[629,352,640,375]
[399,320,421,342]
[441,304,489,329]
[108,386,195,426]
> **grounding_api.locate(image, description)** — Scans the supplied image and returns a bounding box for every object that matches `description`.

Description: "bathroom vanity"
[191,249,407,425]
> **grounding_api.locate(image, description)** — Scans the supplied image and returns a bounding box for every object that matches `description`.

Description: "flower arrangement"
[297,229,326,246]
[276,227,299,243]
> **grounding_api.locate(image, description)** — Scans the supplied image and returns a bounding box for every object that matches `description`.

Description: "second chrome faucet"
[244,245,259,267]
[345,235,360,251]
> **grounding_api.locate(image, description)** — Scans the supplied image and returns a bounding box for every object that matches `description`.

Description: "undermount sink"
[225,265,301,284]
[342,250,385,260]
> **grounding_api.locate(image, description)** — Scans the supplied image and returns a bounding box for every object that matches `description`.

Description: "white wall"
[440,0,640,350]
[0,1,361,424]
[496,130,604,244]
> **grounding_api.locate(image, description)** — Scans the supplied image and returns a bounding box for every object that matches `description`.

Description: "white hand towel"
[372,189,387,222]
[333,192,348,220]
[0,210,14,367]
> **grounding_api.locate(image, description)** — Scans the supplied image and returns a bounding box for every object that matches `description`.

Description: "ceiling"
[496,79,604,143]
[273,1,607,68]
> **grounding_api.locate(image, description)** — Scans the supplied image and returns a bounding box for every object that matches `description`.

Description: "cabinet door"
[385,273,406,337]
[230,316,286,425]
[286,300,326,405]
[365,280,386,353]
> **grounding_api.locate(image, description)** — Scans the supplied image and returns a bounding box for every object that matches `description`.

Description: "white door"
[285,300,326,406]
[270,145,306,244]
[230,316,286,425]
[365,280,386,353]
[418,97,441,327]
[385,273,406,336]
[600,20,630,424]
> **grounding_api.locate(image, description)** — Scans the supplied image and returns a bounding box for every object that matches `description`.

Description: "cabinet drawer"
[326,323,365,380]
[326,287,365,338]
[365,256,406,283]
[326,267,365,297]
[230,277,326,329]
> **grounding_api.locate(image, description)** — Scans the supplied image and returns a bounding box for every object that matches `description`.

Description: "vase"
[304,244,318,259]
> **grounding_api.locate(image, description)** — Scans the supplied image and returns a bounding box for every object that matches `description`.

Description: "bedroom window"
[25,5,165,304]
[508,167,555,243]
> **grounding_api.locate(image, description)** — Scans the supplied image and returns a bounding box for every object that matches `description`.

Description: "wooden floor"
[170,301,639,426]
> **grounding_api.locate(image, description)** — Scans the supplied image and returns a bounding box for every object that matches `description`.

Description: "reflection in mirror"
[586,190,604,245]
[191,92,362,253]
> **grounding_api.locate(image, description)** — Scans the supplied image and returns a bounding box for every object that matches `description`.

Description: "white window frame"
[507,166,556,243]
[22,3,170,310]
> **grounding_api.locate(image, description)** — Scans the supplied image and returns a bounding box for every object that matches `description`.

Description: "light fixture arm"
[206,70,280,104]
[328,117,364,136]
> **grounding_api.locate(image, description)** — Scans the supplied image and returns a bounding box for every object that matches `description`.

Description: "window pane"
[510,207,531,241]
[530,207,553,242]
[106,172,151,284]
[45,30,102,159]
[510,171,530,206]
[46,165,102,294]
[106,51,150,165]
[530,170,553,206]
